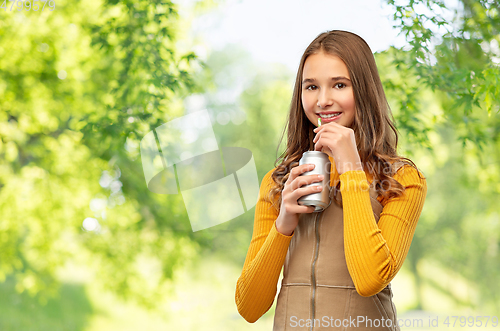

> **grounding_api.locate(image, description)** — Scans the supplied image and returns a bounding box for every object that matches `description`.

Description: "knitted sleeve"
[339,165,427,297]
[235,168,294,323]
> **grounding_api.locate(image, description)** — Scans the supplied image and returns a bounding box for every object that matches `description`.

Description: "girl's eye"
[305,83,346,90]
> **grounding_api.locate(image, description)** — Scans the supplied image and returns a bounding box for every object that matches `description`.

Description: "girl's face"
[301,51,356,128]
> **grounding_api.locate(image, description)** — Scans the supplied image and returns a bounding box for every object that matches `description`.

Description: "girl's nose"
[317,91,334,109]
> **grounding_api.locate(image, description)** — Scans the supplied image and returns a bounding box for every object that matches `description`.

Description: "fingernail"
[318,174,324,180]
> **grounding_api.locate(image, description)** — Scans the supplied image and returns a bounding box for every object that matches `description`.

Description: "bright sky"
[186,0,407,71]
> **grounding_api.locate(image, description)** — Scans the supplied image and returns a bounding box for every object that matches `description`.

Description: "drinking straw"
[318,117,322,126]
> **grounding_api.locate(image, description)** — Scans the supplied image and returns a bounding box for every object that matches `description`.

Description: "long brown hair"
[268,30,424,212]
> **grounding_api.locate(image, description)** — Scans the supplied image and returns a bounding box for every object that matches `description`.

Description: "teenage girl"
[235,30,427,331]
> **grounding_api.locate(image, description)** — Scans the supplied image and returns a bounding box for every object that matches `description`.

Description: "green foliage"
[0,0,207,306]
[81,0,201,157]
[0,277,93,331]
[386,0,500,148]
[385,0,500,312]
[375,47,435,153]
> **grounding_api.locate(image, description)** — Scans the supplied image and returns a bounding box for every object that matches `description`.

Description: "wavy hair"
[268,30,424,212]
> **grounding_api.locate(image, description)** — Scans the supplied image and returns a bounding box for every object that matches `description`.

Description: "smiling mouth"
[318,112,342,119]
[317,112,342,122]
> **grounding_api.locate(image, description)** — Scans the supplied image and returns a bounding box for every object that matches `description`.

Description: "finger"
[314,143,333,158]
[315,131,339,141]
[314,120,342,131]
[292,185,323,199]
[283,204,316,214]
[313,130,327,143]
[314,141,321,151]
[314,132,340,150]
[289,174,324,193]
[314,135,327,152]
[313,132,319,143]
[313,126,341,142]
[286,163,315,187]
[289,173,314,191]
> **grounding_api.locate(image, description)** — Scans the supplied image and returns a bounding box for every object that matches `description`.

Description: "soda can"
[297,151,331,212]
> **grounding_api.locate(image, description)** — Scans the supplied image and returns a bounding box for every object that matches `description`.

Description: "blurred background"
[0,0,499,330]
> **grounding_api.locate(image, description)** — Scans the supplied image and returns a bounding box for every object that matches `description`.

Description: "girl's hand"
[313,122,363,175]
[275,163,324,236]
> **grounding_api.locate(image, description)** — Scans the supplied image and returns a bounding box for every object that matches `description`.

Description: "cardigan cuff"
[339,170,370,193]
[272,220,294,240]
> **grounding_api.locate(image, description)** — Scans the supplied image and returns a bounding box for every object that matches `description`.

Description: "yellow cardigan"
[235,156,427,323]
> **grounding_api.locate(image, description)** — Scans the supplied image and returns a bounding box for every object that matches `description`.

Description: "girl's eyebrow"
[302,76,351,84]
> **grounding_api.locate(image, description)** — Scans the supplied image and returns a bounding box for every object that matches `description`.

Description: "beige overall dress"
[273,174,401,331]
